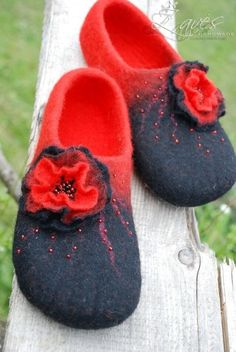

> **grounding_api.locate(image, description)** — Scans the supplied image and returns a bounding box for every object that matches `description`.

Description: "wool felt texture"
[13,68,141,329]
[80,0,236,207]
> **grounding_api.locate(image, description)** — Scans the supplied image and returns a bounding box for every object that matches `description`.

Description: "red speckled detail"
[72,245,78,251]
[111,200,133,238]
[77,228,82,233]
[16,248,21,255]
[21,234,27,240]
[175,139,180,144]
[66,254,71,260]
[211,130,218,135]
[131,73,169,137]
[48,248,54,253]
[50,234,56,240]
[130,69,225,159]
[33,227,39,234]
[98,213,115,265]
[170,114,180,144]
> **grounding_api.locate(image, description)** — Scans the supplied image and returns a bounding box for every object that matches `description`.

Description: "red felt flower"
[170,61,225,126]
[24,147,108,224]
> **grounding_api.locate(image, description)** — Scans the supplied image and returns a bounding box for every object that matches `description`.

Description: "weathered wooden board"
[219,260,236,352]
[3,0,234,351]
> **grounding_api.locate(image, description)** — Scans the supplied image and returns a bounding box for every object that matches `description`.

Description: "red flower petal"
[33,158,59,186]
[172,62,223,126]
[25,148,108,224]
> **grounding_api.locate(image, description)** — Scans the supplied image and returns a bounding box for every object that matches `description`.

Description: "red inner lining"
[104,3,177,69]
[58,75,124,156]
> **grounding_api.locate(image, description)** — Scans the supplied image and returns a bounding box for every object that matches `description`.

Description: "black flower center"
[53,176,77,199]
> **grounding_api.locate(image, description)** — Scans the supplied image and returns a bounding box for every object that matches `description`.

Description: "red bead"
[129,231,133,236]
[175,139,180,144]
[144,81,148,85]
[33,227,39,234]
[205,149,210,155]
[161,98,164,103]
[136,94,140,99]
[126,221,129,225]
[48,248,53,253]
[159,75,163,80]
[98,219,103,224]
[112,198,117,203]
[197,136,201,140]
[154,122,158,127]
[116,210,121,216]
[66,254,71,259]
[108,246,113,251]
[103,229,108,234]
[197,143,202,148]
[72,245,78,251]
[140,108,145,113]
[211,130,218,135]
[155,135,160,141]
[153,94,157,98]
[221,137,225,142]
[160,111,164,116]
[189,128,194,132]
[78,228,82,233]
[16,248,21,255]
[21,235,26,240]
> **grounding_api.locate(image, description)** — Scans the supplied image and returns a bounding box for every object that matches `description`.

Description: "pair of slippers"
[13,0,236,329]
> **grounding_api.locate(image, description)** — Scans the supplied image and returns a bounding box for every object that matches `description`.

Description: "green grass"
[176,0,236,261]
[0,0,235,321]
[0,0,44,320]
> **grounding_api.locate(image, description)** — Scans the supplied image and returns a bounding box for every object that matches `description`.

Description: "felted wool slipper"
[13,68,141,329]
[80,0,236,207]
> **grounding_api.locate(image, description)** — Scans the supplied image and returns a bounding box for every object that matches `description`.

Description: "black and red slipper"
[13,68,141,329]
[80,0,236,207]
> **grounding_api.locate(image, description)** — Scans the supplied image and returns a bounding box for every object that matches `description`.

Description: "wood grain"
[3,0,233,351]
[219,260,236,352]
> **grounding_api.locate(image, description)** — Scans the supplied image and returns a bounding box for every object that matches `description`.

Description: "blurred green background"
[0,0,235,321]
